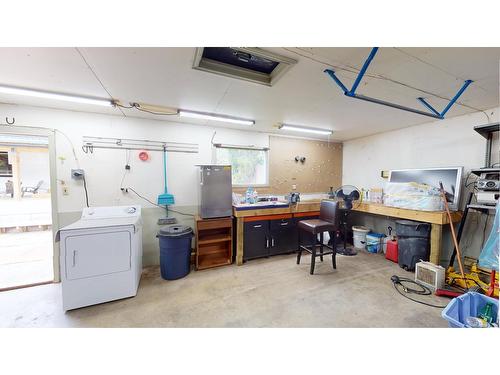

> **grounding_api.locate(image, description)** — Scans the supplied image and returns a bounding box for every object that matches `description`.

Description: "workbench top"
[233,201,321,218]
[233,200,461,224]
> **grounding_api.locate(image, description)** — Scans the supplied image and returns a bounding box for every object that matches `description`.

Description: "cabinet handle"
[253,224,262,228]
[266,237,269,248]
[271,237,275,247]
[72,250,77,267]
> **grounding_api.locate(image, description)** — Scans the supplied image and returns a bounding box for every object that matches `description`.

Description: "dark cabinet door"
[270,218,298,255]
[243,220,270,260]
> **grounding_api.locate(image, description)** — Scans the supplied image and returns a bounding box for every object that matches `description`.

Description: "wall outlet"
[62,186,69,196]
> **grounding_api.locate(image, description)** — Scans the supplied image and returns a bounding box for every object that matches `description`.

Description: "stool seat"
[296,200,339,275]
[298,219,335,234]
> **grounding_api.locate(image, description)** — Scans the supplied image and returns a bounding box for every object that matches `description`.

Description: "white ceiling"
[0,47,498,140]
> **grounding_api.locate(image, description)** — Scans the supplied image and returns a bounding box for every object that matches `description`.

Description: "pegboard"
[267,136,342,194]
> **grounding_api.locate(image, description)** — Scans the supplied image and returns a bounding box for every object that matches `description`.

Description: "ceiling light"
[130,102,178,115]
[179,110,254,126]
[279,124,333,135]
[0,85,114,107]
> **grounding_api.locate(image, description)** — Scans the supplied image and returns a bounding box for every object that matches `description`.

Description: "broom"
[157,148,176,225]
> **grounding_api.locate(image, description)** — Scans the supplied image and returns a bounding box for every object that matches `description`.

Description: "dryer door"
[65,230,131,280]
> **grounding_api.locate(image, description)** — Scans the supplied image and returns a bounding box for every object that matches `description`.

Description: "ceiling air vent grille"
[193,47,297,86]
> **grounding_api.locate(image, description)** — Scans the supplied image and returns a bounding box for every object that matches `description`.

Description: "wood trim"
[236,218,244,266]
[234,207,291,218]
[353,203,462,225]
[293,211,320,218]
[244,213,292,222]
[430,224,443,265]
[196,217,232,230]
[0,280,54,292]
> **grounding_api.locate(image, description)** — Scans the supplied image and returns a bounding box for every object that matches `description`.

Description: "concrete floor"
[0,230,53,289]
[0,251,450,327]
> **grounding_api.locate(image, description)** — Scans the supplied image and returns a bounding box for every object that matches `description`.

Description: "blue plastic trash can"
[157,225,193,280]
[441,292,498,328]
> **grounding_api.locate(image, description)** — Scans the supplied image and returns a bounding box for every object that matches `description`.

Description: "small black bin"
[395,220,431,271]
[157,225,193,280]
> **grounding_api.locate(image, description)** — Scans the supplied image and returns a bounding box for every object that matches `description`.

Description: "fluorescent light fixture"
[279,124,333,135]
[179,110,254,126]
[0,85,114,107]
[131,102,178,115]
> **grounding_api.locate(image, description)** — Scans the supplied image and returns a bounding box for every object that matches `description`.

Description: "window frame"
[212,144,270,187]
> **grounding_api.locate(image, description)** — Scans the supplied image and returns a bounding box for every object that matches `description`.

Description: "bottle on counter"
[245,187,257,204]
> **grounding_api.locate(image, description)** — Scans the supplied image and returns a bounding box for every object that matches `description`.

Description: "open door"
[0,131,56,291]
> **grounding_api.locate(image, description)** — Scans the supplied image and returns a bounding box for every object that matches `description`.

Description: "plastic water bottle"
[246,187,255,204]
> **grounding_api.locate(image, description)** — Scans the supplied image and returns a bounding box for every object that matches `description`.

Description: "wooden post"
[430,223,443,265]
[236,217,244,265]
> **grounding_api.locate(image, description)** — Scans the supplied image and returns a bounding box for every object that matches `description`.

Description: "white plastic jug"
[352,226,370,249]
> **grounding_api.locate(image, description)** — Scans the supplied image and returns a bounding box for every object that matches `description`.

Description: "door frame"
[0,125,60,283]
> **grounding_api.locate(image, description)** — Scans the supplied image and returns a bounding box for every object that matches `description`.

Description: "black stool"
[296,200,339,275]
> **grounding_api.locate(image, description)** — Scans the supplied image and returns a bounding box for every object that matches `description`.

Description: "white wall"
[0,103,272,266]
[342,107,500,265]
[0,103,269,213]
[343,108,499,191]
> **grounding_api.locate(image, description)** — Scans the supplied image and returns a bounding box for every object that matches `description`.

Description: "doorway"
[0,132,55,290]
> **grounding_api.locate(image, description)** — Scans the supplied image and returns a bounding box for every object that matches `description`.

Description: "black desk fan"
[332,185,362,256]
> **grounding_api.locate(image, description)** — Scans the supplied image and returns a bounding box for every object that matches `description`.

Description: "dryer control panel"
[82,205,141,219]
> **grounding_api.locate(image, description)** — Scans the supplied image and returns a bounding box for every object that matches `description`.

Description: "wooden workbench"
[233,201,462,266]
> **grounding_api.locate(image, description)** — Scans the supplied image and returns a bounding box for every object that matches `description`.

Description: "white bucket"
[352,226,370,249]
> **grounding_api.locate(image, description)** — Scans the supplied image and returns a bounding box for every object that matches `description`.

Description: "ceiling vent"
[193,47,297,86]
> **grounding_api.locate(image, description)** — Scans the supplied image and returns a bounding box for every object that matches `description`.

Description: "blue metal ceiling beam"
[417,97,441,117]
[348,47,379,96]
[323,47,473,120]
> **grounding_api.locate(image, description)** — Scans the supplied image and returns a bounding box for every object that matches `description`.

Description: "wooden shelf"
[198,242,230,256]
[195,216,233,270]
[197,253,232,270]
[198,234,232,245]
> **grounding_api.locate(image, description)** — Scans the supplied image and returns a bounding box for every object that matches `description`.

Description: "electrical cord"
[119,149,131,189]
[82,175,90,207]
[391,275,448,308]
[125,187,194,217]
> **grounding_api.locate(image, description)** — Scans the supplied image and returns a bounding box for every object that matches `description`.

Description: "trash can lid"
[158,225,193,237]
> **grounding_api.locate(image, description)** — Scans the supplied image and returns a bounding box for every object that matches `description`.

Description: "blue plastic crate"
[441,292,498,328]
[366,232,385,253]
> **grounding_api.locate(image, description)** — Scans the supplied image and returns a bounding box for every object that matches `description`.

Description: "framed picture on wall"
[0,152,13,177]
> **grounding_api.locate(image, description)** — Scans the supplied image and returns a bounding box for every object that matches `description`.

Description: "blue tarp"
[478,203,499,271]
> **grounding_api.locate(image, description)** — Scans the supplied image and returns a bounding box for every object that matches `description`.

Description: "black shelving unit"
[474,122,499,167]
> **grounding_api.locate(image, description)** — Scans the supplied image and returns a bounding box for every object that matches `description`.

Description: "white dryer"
[57,205,143,311]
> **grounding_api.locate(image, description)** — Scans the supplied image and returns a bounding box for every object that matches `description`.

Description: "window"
[0,152,13,177]
[215,146,268,186]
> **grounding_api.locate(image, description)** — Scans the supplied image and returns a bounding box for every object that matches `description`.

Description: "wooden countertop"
[233,200,462,224]
[232,201,321,218]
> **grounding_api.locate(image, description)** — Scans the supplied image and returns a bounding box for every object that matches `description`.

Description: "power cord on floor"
[391,275,448,308]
